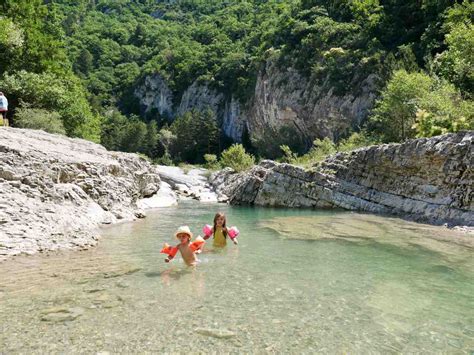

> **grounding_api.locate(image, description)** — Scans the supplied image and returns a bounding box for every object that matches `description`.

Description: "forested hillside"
[0,0,472,164]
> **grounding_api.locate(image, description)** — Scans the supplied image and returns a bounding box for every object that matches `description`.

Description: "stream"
[0,202,473,353]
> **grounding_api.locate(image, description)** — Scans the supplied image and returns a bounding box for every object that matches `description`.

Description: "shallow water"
[0,202,473,353]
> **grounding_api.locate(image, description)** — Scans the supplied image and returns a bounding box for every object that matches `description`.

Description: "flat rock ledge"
[211,132,473,228]
[0,128,163,261]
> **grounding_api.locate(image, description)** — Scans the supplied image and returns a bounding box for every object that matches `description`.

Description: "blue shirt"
[0,96,8,110]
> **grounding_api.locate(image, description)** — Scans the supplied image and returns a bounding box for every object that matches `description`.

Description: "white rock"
[137,182,178,208]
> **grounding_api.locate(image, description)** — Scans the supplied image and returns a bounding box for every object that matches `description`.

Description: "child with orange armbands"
[160,226,205,266]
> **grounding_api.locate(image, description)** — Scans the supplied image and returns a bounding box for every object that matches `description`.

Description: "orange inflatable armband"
[190,236,205,252]
[160,243,178,258]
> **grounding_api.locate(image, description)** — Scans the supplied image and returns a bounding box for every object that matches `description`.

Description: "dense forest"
[0,0,472,166]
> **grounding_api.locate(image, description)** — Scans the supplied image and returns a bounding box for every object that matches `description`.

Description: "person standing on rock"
[0,92,8,127]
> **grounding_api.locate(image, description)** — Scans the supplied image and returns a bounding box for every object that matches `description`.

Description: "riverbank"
[0,128,165,261]
[211,132,473,228]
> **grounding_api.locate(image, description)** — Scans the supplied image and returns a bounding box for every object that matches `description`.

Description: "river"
[0,202,473,353]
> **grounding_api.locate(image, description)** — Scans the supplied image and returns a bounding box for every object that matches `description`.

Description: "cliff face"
[246,60,378,144]
[0,128,162,261]
[134,59,378,145]
[210,132,474,227]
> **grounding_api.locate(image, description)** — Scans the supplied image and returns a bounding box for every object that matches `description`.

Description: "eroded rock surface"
[211,132,473,227]
[135,58,377,144]
[0,128,163,261]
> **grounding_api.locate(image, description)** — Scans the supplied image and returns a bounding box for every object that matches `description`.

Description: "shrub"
[279,145,298,163]
[292,138,337,167]
[155,152,173,166]
[14,107,66,135]
[219,144,255,172]
[337,131,378,152]
[204,153,219,170]
[252,125,307,159]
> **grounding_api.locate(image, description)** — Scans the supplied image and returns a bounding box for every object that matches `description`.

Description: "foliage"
[0,70,100,141]
[252,125,308,159]
[279,145,298,164]
[100,110,161,155]
[434,21,474,95]
[293,138,337,167]
[0,0,472,164]
[14,106,66,135]
[412,84,474,137]
[337,131,378,152]
[204,154,219,170]
[369,70,432,142]
[219,144,255,172]
[169,109,219,163]
[369,70,473,142]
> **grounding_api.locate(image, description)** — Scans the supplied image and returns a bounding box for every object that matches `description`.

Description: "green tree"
[74,49,94,76]
[145,120,159,158]
[434,22,474,94]
[121,117,147,153]
[369,70,432,142]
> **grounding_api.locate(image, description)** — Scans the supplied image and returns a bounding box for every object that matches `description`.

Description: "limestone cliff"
[210,132,474,227]
[0,128,162,261]
[134,58,377,145]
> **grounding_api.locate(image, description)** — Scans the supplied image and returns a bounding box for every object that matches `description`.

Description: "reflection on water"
[0,203,473,353]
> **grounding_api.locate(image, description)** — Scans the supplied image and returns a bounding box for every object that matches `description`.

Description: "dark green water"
[0,202,473,353]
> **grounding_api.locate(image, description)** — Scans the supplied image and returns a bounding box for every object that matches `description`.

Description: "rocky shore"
[211,132,473,227]
[0,128,165,261]
[1,128,472,261]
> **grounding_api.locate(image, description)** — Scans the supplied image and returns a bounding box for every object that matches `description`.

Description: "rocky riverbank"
[211,132,473,227]
[0,128,165,261]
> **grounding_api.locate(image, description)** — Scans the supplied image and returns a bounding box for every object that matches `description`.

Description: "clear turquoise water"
[0,202,473,353]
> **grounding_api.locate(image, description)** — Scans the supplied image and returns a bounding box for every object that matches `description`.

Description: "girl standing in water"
[204,212,238,247]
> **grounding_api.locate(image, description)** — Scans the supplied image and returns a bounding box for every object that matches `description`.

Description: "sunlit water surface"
[0,202,473,353]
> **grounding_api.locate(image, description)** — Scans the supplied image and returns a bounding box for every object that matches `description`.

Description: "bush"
[292,138,337,167]
[14,107,66,135]
[279,145,298,163]
[252,125,307,159]
[337,131,378,152]
[204,153,219,170]
[219,144,255,172]
[155,152,173,166]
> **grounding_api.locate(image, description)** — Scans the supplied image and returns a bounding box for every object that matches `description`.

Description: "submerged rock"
[195,328,236,339]
[40,307,84,322]
[211,132,474,227]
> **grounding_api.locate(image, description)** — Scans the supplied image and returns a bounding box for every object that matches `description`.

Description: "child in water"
[161,226,205,266]
[204,212,238,247]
